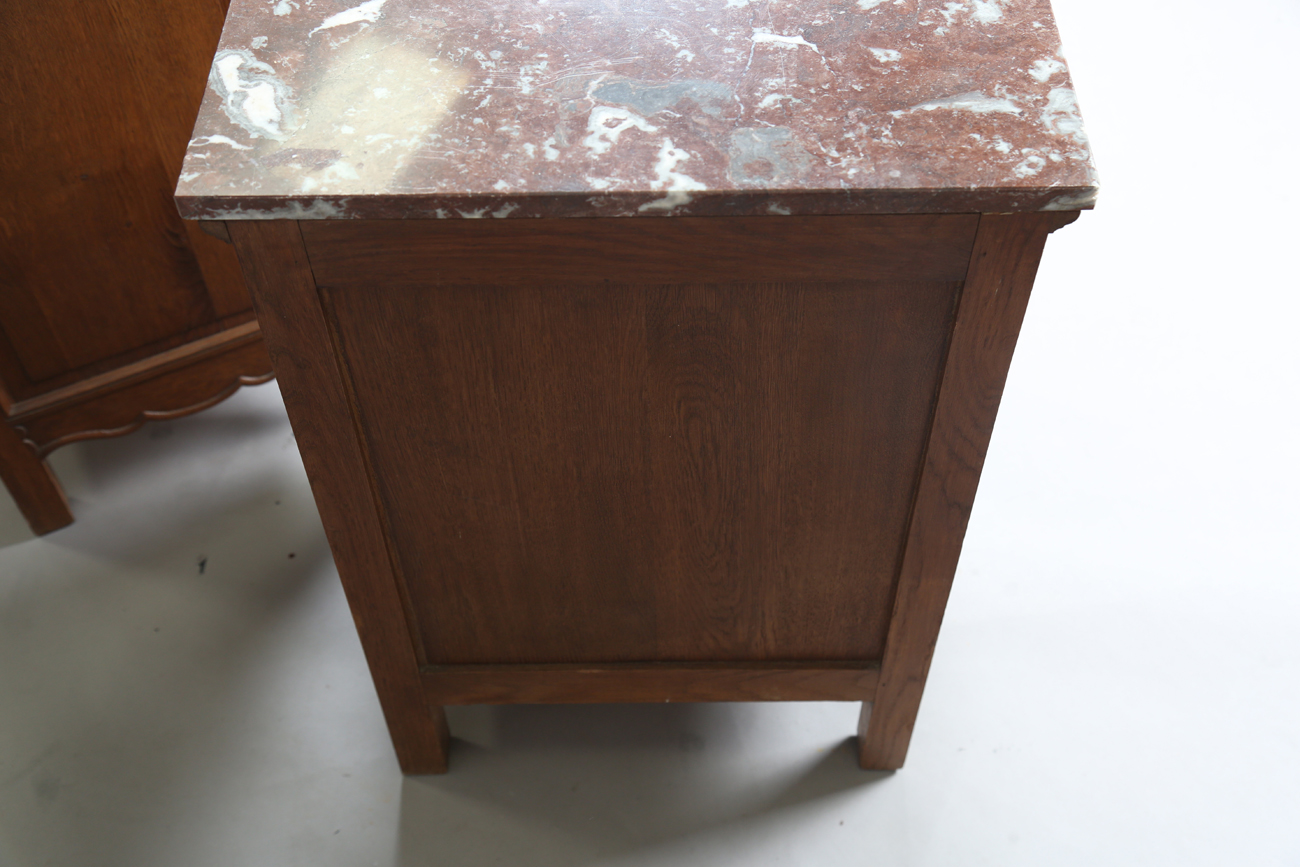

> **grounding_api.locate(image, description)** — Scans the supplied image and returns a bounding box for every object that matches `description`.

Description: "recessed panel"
[324,270,958,665]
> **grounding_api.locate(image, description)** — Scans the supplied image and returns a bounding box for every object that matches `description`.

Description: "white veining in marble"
[584,107,658,158]
[750,29,822,52]
[639,139,707,211]
[1028,57,1067,82]
[902,92,1023,116]
[177,0,1099,219]
[210,50,295,140]
[310,0,389,35]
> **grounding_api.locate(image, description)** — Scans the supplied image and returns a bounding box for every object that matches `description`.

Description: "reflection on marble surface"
[176,0,1098,219]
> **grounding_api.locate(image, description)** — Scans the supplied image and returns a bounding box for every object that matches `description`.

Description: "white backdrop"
[2,0,1298,864]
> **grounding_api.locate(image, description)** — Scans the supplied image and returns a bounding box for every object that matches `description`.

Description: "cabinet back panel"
[323,271,960,664]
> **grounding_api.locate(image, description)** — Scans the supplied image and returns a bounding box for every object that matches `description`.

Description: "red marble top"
[175,0,1097,219]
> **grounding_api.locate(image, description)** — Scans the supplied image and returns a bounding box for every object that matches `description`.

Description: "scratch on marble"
[593,78,733,119]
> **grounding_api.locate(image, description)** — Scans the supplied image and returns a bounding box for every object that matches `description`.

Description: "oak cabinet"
[179,0,1097,771]
[0,0,272,534]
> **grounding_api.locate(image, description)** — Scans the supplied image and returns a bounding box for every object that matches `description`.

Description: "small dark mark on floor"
[275,500,281,505]
[334,829,340,835]
[154,627,160,633]
[198,557,207,575]
[288,552,296,559]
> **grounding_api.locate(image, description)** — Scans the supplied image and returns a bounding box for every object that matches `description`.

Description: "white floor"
[3,1,1299,863]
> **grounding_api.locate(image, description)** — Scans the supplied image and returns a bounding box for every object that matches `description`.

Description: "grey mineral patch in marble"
[209,49,296,141]
[591,78,735,118]
[728,127,812,186]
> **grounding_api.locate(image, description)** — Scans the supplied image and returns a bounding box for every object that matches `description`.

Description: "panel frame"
[229,219,450,774]
[422,661,880,704]
[857,210,1080,770]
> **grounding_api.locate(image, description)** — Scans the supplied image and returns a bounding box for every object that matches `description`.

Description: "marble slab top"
[175,0,1098,220]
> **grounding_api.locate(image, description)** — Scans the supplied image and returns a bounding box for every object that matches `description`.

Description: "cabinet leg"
[392,703,452,775]
[857,700,908,771]
[0,422,73,536]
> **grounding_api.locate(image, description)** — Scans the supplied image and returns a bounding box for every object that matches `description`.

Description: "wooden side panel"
[0,0,248,388]
[858,212,1077,770]
[228,220,449,774]
[422,662,880,704]
[314,218,969,667]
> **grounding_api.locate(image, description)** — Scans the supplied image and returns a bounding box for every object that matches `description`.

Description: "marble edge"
[176,184,1099,220]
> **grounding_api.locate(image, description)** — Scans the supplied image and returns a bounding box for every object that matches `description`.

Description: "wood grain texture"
[228,220,450,774]
[422,661,879,704]
[0,0,264,535]
[857,211,1078,771]
[0,0,248,387]
[0,420,73,536]
[320,266,960,666]
[302,215,979,288]
[1,2,215,381]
